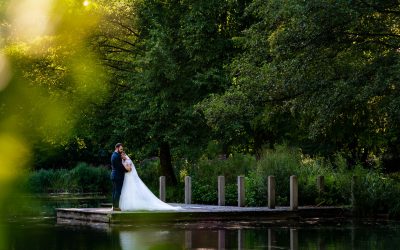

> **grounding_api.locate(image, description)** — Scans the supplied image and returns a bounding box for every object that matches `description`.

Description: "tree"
[202,0,400,168]
[0,0,108,169]
[92,0,244,183]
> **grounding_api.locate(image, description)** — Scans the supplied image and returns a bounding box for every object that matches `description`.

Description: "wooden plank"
[56,205,350,226]
[56,208,111,223]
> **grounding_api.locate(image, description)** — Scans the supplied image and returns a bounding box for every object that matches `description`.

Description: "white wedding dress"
[119,157,181,211]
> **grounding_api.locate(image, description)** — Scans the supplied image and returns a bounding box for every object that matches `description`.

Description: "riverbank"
[25,147,400,218]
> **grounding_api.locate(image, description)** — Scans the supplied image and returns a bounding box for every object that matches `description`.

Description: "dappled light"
[0,0,107,248]
[0,54,11,91]
[0,0,107,174]
[0,133,29,180]
[7,0,54,41]
[1,0,400,249]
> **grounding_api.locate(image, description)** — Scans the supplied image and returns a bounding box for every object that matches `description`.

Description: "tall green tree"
[93,0,244,183]
[1,0,108,169]
[202,0,400,168]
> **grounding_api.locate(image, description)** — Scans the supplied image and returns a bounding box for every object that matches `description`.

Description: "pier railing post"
[317,176,324,194]
[268,176,276,209]
[238,176,245,207]
[159,176,166,202]
[185,176,192,204]
[290,175,298,211]
[218,176,225,206]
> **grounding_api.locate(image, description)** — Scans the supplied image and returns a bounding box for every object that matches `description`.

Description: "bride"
[119,152,181,211]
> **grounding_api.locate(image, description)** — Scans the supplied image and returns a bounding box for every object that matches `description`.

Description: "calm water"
[1,197,400,250]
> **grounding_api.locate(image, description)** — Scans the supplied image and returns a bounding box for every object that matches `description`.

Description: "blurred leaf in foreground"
[0,1,108,247]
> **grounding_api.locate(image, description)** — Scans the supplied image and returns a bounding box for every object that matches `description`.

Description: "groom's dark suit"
[111,151,127,209]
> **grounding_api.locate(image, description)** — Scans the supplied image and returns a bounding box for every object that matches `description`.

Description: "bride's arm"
[122,160,132,172]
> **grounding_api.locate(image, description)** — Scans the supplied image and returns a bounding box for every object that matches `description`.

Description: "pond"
[1,196,400,250]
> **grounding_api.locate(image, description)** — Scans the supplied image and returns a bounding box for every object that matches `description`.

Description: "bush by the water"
[351,167,400,217]
[246,147,353,207]
[186,146,400,217]
[26,146,400,217]
[188,154,256,205]
[27,163,110,193]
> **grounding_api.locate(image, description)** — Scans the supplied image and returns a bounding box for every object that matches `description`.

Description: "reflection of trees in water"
[3,223,400,250]
[117,228,291,250]
[118,228,268,249]
[119,230,184,250]
[118,225,400,250]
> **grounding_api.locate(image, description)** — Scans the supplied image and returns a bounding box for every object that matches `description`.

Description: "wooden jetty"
[57,174,354,226]
[56,204,349,225]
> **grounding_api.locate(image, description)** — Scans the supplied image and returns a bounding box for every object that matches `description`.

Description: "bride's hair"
[121,151,129,159]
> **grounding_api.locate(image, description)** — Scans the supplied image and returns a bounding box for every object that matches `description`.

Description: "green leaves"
[5,0,399,173]
[200,0,400,167]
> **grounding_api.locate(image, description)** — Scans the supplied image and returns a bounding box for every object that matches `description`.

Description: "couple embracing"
[110,143,181,211]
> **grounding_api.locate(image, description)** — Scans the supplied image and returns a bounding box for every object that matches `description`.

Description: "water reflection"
[115,222,400,250]
[119,230,184,249]
[4,196,400,249]
[3,219,400,249]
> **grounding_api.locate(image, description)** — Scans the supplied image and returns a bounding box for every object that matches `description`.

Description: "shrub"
[49,168,70,193]
[247,146,303,206]
[351,167,400,217]
[27,163,111,194]
[25,148,400,218]
[189,154,256,205]
[135,158,160,193]
[27,169,53,193]
[247,147,352,207]
[69,163,110,193]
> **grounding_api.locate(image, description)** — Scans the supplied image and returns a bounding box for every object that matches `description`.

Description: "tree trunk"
[253,131,263,161]
[159,141,177,185]
[253,128,270,160]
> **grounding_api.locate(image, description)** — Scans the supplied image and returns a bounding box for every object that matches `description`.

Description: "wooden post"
[218,176,225,206]
[159,176,166,202]
[238,176,245,207]
[268,176,276,209]
[290,176,298,211]
[185,176,192,204]
[317,176,324,193]
[290,228,298,250]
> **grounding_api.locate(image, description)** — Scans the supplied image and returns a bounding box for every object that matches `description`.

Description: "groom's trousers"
[112,178,124,208]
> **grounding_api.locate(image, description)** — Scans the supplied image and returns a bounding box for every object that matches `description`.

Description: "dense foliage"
[1,0,400,217]
[11,0,397,174]
[25,146,400,217]
[202,0,400,169]
[27,163,110,193]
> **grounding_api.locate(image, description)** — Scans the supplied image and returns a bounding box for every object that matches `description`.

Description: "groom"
[110,143,127,211]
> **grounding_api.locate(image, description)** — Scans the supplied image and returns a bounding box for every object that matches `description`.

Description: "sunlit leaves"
[0,0,108,178]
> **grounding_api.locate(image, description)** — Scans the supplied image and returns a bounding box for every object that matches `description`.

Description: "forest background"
[1,0,400,217]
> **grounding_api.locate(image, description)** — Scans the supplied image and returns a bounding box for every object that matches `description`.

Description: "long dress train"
[119,157,181,211]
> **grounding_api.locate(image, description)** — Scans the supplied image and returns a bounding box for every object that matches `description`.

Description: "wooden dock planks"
[56,204,349,226]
